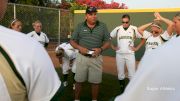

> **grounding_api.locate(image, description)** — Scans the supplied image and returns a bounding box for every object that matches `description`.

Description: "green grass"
[55,68,125,101]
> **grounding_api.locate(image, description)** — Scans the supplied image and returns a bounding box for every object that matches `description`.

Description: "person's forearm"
[135,38,145,51]
[161,17,174,35]
[154,12,174,35]
[70,40,89,55]
[161,17,173,26]
[70,40,81,50]
[101,41,110,51]
[138,23,152,35]
[111,44,116,50]
[156,12,173,27]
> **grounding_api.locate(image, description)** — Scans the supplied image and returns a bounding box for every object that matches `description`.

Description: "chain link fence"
[0,3,73,51]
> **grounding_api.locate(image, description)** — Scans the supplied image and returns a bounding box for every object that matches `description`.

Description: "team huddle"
[1,1,180,101]
[54,7,176,101]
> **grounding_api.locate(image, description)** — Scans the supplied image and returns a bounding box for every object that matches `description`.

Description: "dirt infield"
[48,50,139,75]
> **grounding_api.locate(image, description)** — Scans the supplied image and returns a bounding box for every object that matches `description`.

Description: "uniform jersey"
[143,30,171,52]
[55,43,78,74]
[55,42,78,60]
[0,26,61,101]
[110,25,142,54]
[27,31,49,47]
[115,36,180,101]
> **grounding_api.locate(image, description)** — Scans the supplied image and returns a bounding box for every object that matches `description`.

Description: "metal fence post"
[58,9,61,44]
[13,3,16,19]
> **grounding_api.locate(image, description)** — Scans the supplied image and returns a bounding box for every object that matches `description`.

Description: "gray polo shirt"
[71,21,110,49]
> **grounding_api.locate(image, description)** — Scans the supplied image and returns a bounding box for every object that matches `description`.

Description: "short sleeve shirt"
[143,30,171,52]
[71,21,110,49]
[110,25,142,54]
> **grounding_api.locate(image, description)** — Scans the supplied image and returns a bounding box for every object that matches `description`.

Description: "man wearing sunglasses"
[138,12,174,54]
[110,14,145,94]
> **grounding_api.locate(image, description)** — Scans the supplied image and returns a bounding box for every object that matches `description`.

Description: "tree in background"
[9,0,128,10]
[69,0,128,13]
[9,0,46,6]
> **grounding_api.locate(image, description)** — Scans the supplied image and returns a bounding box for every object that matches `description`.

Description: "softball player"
[27,20,49,48]
[0,22,61,100]
[110,14,144,93]
[114,13,180,101]
[9,19,22,32]
[138,12,174,54]
[55,42,78,88]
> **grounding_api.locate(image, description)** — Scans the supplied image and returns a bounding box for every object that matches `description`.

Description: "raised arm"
[154,12,174,35]
[138,23,152,35]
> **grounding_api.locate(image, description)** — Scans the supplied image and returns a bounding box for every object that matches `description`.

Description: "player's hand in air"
[154,12,162,21]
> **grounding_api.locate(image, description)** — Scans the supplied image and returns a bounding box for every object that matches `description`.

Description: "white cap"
[151,22,162,29]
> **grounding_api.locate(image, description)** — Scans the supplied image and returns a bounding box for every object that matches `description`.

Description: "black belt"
[80,53,93,58]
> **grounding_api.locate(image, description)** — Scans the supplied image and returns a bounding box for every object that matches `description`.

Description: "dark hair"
[122,14,130,20]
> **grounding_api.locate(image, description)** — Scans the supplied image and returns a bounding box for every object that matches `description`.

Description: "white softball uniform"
[110,25,142,80]
[115,35,180,101]
[0,26,61,101]
[55,43,78,74]
[143,30,171,53]
[27,31,49,47]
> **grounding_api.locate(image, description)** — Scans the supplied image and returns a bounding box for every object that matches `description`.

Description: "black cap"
[9,0,17,3]
[86,6,97,14]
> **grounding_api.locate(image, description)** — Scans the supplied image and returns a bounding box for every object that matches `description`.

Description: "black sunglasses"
[122,21,129,24]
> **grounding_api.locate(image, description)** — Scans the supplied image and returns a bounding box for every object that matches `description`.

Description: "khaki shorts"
[75,53,103,84]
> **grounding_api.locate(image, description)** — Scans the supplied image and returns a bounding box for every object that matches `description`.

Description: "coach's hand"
[92,48,101,57]
[78,46,88,55]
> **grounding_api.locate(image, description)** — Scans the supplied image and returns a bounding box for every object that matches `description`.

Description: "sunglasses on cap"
[122,21,129,24]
